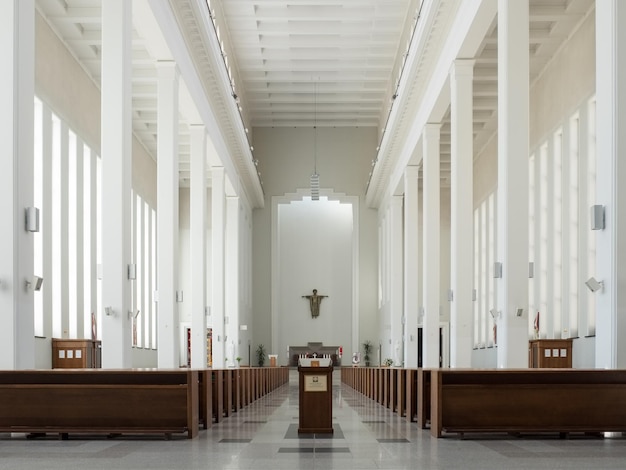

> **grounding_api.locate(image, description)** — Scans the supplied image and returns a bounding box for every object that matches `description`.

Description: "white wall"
[252,127,379,357]
[276,198,353,364]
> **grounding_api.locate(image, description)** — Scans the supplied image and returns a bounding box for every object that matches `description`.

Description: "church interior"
[2,0,626,468]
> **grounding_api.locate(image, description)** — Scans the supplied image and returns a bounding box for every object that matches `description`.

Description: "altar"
[289,342,341,367]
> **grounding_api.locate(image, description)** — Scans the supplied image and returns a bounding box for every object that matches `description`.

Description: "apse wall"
[252,127,379,361]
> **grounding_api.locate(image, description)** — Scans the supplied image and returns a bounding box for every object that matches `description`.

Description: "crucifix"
[302,289,328,319]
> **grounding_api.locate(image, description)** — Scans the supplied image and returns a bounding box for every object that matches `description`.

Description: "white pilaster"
[422,124,441,368]
[75,139,85,338]
[595,0,626,369]
[404,166,419,367]
[100,0,133,368]
[449,59,475,367]
[496,0,529,368]
[226,196,240,366]
[211,167,226,367]
[0,0,35,369]
[389,196,404,366]
[59,122,69,338]
[156,61,180,368]
[42,106,54,342]
[190,125,208,368]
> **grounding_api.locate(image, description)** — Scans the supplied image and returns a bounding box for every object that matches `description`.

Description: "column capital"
[404,165,420,180]
[450,59,476,78]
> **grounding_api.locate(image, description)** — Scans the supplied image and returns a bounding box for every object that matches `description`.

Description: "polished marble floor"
[1,369,626,469]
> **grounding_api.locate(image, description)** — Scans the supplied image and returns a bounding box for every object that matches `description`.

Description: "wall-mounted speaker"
[590,205,605,230]
[25,207,39,232]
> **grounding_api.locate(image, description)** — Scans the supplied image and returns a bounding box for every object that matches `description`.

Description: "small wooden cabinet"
[52,339,102,369]
[528,339,572,368]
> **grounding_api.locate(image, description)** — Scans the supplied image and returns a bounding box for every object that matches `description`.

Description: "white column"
[449,59,475,367]
[211,167,226,367]
[496,0,529,368]
[100,0,133,368]
[42,106,54,341]
[226,196,240,366]
[389,196,404,366]
[0,0,35,369]
[157,62,180,368]
[422,124,441,368]
[190,125,208,368]
[76,140,85,338]
[59,122,69,338]
[404,167,419,367]
[595,1,626,369]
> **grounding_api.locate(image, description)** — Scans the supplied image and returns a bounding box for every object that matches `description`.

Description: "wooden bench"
[431,369,626,438]
[0,369,199,438]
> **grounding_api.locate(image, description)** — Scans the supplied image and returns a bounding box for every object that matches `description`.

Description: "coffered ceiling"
[36,0,595,206]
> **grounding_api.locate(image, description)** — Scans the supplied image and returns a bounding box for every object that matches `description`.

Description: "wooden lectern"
[298,360,333,434]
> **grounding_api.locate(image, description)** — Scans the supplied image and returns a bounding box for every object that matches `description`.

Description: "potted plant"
[362,340,373,367]
[256,344,266,367]
[236,356,242,367]
[383,358,394,367]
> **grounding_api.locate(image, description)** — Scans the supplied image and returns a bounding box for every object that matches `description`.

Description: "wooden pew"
[405,369,418,422]
[0,369,199,438]
[430,369,626,438]
[417,369,431,429]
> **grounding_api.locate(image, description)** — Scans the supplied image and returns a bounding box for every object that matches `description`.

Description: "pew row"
[431,369,626,438]
[0,367,290,440]
[0,369,199,438]
[341,367,419,420]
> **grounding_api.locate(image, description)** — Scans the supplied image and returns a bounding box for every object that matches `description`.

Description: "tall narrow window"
[536,144,548,337]
[480,201,487,346]
[553,129,563,337]
[96,156,103,333]
[68,131,78,338]
[473,208,479,347]
[151,208,157,348]
[528,153,536,337]
[569,114,580,337]
[83,145,92,339]
[587,98,597,335]
[135,194,143,347]
[51,114,62,338]
[144,201,151,349]
[487,193,495,346]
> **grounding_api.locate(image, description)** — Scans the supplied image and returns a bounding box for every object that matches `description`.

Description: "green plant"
[236,356,242,365]
[362,340,373,367]
[383,358,393,367]
[256,344,266,367]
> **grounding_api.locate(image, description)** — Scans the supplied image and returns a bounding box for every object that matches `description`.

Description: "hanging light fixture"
[310,81,320,200]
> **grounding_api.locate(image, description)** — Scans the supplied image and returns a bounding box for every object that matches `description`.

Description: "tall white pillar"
[211,167,226,367]
[156,62,180,368]
[496,0,529,368]
[404,167,420,367]
[59,123,69,338]
[190,125,207,368]
[595,1,626,369]
[100,0,133,368]
[422,124,441,368]
[450,59,475,367]
[0,0,35,369]
[389,196,404,366]
[226,196,240,366]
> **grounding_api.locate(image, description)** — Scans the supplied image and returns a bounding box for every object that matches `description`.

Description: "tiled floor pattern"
[1,369,626,469]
